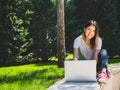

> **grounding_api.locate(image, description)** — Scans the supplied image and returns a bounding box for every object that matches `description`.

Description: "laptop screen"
[64,60,96,81]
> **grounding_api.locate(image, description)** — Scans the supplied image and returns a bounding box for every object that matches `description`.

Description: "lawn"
[0,62,64,90]
[0,55,120,90]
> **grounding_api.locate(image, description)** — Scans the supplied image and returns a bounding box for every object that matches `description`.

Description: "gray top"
[73,35,102,60]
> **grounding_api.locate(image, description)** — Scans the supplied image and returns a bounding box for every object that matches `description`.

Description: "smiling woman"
[73,20,100,60]
[73,20,110,84]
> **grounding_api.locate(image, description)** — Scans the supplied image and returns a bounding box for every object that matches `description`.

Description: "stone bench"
[101,64,120,90]
[47,64,120,90]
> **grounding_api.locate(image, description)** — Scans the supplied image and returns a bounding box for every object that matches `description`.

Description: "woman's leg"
[97,49,108,72]
[97,49,109,84]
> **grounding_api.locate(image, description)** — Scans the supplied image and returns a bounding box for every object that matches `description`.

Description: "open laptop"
[64,60,96,81]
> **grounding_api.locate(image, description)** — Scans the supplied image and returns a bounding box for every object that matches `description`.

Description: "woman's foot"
[97,71,109,84]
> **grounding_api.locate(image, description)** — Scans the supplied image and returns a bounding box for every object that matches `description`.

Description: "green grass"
[48,53,73,61]
[108,58,120,66]
[0,62,64,90]
[0,53,119,90]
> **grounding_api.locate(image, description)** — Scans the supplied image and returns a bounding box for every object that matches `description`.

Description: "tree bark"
[57,0,66,68]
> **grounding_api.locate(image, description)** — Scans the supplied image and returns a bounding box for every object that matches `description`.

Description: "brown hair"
[82,20,99,50]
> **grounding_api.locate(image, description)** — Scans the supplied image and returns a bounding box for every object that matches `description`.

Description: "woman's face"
[84,25,96,40]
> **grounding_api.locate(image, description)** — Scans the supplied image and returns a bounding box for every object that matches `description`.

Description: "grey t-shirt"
[73,35,102,60]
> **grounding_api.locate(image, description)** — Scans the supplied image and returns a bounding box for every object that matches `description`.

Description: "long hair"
[82,20,99,50]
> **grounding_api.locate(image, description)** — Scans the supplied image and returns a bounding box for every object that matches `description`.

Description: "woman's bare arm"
[93,49,100,64]
[73,48,79,60]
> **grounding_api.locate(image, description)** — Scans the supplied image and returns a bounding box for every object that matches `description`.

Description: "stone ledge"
[109,64,120,75]
[48,64,120,90]
[101,64,120,90]
[47,79,100,90]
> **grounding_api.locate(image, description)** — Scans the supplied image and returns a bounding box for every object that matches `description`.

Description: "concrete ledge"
[48,79,100,90]
[102,64,120,90]
[48,64,120,90]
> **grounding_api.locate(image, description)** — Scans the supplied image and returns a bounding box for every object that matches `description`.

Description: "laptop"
[64,60,96,81]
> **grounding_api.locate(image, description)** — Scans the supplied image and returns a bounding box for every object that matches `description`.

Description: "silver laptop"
[64,60,96,81]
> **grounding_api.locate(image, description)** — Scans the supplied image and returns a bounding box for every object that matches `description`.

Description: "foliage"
[65,0,82,52]
[0,1,8,65]
[65,0,120,58]
[0,0,120,66]
[95,0,119,57]
[6,0,33,65]
[29,0,57,62]
[0,0,57,65]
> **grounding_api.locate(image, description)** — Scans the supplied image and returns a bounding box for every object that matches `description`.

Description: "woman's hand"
[74,57,78,60]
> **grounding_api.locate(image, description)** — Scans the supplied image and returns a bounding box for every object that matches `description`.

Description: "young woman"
[73,20,110,84]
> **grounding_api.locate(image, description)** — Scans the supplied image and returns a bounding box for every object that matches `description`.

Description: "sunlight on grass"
[0,53,119,90]
[48,56,57,61]
[66,53,73,60]
[49,53,73,61]
[0,63,64,90]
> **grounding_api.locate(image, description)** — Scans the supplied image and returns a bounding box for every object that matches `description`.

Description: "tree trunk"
[57,0,66,68]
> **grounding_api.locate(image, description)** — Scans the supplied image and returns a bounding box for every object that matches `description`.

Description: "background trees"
[65,0,120,57]
[0,0,120,66]
[0,0,33,66]
[29,0,57,62]
[0,1,8,65]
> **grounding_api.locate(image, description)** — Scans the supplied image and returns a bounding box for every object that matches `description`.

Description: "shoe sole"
[99,79,108,84]
[100,82,105,89]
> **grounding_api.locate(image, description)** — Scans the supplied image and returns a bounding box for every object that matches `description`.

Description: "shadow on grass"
[0,69,45,83]
[109,58,120,64]
[0,66,64,84]
[35,61,58,66]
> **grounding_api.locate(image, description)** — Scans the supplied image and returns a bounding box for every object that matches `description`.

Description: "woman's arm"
[73,48,79,60]
[93,49,100,64]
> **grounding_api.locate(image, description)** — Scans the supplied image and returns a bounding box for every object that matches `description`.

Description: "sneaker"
[97,71,109,84]
[107,69,112,78]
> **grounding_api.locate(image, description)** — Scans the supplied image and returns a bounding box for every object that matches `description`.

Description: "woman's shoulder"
[98,37,102,41]
[75,35,82,41]
[73,35,82,47]
[98,37,102,44]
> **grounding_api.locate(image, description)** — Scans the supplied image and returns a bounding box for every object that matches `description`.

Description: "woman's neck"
[84,37,90,45]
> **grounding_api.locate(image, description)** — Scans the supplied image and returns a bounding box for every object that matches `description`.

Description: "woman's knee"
[99,49,108,59]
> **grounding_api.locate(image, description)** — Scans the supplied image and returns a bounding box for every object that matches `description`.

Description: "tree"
[116,0,120,56]
[65,0,120,57]
[0,1,8,65]
[0,0,33,66]
[57,0,66,67]
[95,0,119,57]
[29,0,57,62]
[116,0,120,28]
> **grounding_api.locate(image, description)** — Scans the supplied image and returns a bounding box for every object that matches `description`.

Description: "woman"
[73,20,110,84]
